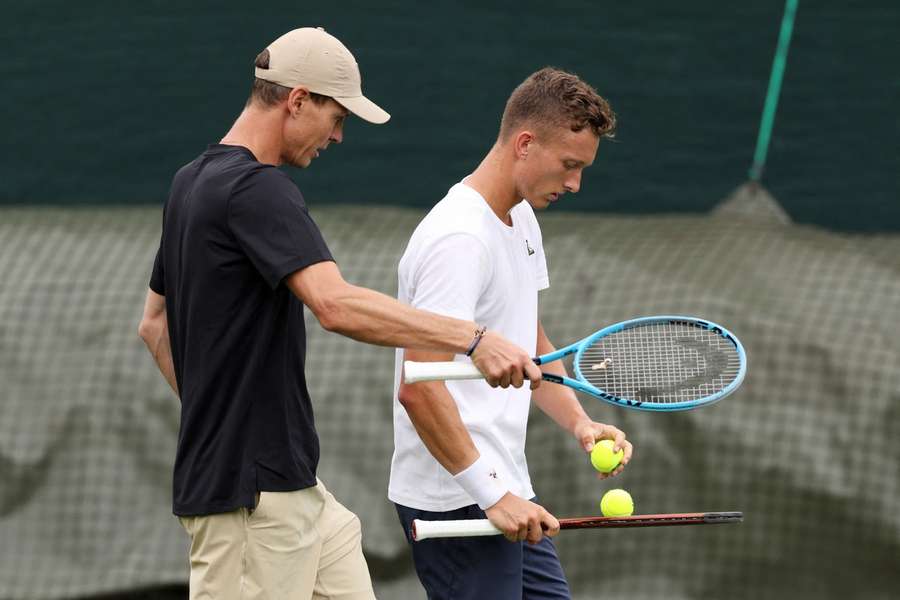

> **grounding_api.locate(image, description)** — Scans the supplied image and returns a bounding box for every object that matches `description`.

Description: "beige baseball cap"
[255,27,390,124]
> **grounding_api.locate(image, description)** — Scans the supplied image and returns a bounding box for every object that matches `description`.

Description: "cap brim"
[334,95,391,125]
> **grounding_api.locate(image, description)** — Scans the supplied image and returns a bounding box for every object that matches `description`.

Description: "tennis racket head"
[571,316,747,411]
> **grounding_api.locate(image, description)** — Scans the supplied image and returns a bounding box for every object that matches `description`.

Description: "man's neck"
[465,144,520,226]
[219,105,283,166]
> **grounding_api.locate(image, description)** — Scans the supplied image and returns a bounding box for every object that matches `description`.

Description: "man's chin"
[526,196,553,210]
[286,156,313,169]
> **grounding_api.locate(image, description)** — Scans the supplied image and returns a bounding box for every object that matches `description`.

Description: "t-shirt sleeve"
[408,233,492,321]
[149,244,165,295]
[228,168,334,289]
[149,206,165,294]
[523,203,550,290]
[534,232,549,291]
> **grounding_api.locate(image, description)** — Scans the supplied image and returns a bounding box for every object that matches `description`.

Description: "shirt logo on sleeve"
[525,240,535,256]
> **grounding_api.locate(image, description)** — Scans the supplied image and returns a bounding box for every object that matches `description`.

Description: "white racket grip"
[403,361,484,384]
[412,518,500,541]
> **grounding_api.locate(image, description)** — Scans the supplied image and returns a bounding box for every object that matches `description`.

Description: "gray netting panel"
[1,205,898,599]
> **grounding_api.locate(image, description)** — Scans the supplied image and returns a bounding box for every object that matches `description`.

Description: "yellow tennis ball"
[590,439,624,473]
[601,489,634,517]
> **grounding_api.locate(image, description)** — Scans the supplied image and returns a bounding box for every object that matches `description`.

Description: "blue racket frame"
[535,315,747,411]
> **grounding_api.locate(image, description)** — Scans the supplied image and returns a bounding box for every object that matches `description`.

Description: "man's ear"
[287,86,312,117]
[514,130,535,159]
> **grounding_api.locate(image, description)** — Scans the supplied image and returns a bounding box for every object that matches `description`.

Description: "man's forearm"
[399,375,511,510]
[398,381,480,474]
[144,324,179,396]
[286,264,476,353]
[286,262,541,389]
[320,284,476,352]
[531,359,590,434]
[533,320,590,434]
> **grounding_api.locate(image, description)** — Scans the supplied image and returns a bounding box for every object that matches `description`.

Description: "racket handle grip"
[412,518,500,541]
[403,361,484,384]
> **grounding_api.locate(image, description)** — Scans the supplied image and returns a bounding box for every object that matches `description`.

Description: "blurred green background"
[3,0,898,231]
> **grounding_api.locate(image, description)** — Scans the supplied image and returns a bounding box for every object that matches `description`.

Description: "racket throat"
[542,373,565,384]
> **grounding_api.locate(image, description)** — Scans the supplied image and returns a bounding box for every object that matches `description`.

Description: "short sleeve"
[518,201,549,290]
[149,206,165,294]
[534,233,549,290]
[149,244,165,294]
[408,233,492,321]
[228,168,334,289]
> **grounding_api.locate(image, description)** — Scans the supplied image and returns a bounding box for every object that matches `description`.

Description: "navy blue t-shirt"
[149,144,333,516]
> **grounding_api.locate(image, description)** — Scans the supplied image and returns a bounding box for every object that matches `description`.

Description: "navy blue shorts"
[395,500,571,600]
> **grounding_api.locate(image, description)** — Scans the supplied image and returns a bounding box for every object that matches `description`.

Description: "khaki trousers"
[178,479,376,600]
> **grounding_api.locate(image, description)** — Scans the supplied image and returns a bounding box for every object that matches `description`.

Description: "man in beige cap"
[138,27,541,600]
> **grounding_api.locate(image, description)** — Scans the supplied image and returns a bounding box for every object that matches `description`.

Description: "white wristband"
[452,456,509,510]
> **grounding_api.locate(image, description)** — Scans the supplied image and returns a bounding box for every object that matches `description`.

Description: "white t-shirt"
[389,181,550,511]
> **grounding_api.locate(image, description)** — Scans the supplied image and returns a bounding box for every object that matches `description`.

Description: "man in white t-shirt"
[390,68,634,599]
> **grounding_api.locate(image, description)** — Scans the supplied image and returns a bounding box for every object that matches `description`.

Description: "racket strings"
[578,322,742,404]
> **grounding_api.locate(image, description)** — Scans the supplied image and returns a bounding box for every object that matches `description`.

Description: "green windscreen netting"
[1,201,898,599]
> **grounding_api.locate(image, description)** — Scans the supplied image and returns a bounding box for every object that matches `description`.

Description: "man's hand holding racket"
[469,331,543,390]
[406,315,747,411]
[485,493,560,544]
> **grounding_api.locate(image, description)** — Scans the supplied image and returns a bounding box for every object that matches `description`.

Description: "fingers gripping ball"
[600,489,634,517]
[590,439,623,473]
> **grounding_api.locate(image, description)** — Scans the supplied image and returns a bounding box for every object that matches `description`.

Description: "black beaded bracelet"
[465,326,487,356]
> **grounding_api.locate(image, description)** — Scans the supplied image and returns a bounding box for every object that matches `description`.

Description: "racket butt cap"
[705,511,743,524]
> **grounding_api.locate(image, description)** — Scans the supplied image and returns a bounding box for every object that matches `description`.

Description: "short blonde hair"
[499,67,616,141]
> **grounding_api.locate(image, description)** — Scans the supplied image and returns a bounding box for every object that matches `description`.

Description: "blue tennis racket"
[404,315,747,411]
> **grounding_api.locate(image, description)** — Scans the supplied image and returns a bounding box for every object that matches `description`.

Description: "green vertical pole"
[749,0,799,182]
